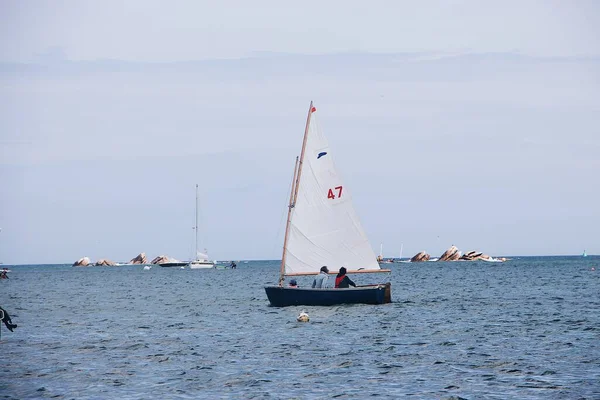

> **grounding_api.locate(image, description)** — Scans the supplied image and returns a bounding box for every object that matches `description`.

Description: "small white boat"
[481,257,503,263]
[188,258,215,269]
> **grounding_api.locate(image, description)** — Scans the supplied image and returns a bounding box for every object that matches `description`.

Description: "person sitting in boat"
[230,261,237,269]
[312,266,329,288]
[334,267,356,288]
[288,279,298,288]
[0,269,7,279]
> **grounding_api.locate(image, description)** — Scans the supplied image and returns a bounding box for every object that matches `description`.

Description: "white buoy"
[143,265,151,270]
[297,311,309,322]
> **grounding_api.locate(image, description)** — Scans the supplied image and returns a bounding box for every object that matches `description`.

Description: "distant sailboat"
[188,184,215,269]
[159,184,214,268]
[377,243,384,262]
[378,243,394,263]
[583,249,587,257]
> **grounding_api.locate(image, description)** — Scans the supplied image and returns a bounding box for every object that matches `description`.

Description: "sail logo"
[317,152,328,159]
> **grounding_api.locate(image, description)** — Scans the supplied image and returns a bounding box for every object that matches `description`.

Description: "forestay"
[284,107,380,275]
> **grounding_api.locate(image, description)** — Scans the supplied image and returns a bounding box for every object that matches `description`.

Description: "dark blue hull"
[264,283,392,307]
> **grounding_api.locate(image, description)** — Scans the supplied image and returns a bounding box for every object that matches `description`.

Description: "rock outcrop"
[410,251,431,262]
[439,245,461,261]
[460,251,481,261]
[95,258,116,266]
[151,255,170,264]
[73,256,91,267]
[459,251,489,261]
[130,253,147,264]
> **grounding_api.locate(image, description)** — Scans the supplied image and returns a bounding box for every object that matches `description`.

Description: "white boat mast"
[195,183,199,260]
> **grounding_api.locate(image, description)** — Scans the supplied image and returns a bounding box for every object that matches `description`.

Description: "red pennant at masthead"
[311,107,317,113]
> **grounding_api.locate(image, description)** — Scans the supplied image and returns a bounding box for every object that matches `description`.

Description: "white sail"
[284,107,380,275]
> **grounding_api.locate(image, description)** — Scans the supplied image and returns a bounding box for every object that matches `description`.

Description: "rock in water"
[130,253,147,264]
[297,311,309,322]
[73,257,91,267]
[151,255,170,264]
[410,251,431,262]
[439,245,461,261]
[95,258,116,266]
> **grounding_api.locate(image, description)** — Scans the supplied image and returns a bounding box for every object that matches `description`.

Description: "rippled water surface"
[1,257,599,399]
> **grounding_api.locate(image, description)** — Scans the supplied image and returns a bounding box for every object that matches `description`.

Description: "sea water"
[0,256,598,399]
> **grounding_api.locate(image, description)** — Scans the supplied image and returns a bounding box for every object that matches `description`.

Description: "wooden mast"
[279,156,299,285]
[278,101,315,286]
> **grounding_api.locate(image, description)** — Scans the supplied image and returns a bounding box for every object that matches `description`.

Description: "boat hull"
[159,262,188,267]
[189,262,214,269]
[264,283,391,307]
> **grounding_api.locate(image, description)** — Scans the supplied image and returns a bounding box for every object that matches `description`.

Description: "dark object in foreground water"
[0,306,18,332]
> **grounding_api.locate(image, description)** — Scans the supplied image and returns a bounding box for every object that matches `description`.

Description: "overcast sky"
[1,1,599,264]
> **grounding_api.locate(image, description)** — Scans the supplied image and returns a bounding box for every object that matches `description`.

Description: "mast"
[195,183,199,260]
[292,101,314,212]
[279,101,315,285]
[279,156,299,285]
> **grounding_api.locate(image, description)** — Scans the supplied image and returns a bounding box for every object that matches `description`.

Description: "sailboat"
[159,184,214,268]
[377,243,393,263]
[188,184,215,269]
[583,249,587,257]
[264,102,391,307]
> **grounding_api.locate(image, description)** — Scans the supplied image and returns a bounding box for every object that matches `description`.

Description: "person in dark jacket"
[334,267,356,288]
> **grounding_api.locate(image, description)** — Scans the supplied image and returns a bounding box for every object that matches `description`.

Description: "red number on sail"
[327,186,343,200]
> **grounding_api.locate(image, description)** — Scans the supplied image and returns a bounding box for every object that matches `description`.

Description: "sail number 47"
[327,186,343,199]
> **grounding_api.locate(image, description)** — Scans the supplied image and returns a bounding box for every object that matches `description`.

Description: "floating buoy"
[297,311,309,322]
[143,266,151,270]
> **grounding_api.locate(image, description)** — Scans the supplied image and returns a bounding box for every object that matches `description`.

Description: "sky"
[1,1,599,264]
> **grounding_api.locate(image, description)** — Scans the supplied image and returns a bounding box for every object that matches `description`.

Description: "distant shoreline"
[1,254,595,267]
